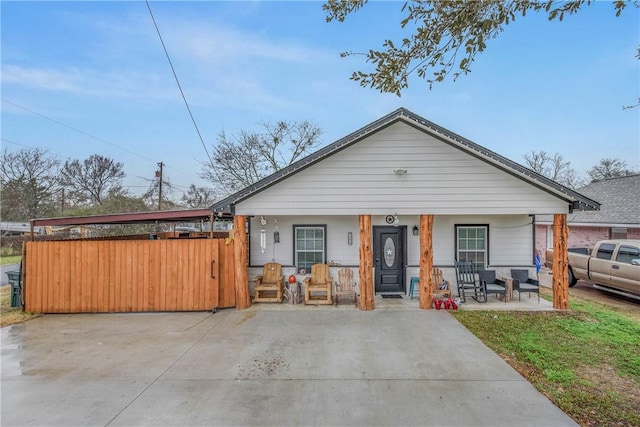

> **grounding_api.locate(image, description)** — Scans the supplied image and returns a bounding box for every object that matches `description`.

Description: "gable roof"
[211,108,599,214]
[537,174,639,226]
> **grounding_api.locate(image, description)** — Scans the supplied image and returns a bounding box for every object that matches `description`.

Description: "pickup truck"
[545,239,640,299]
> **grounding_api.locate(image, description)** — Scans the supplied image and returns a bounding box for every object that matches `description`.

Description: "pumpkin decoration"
[288,274,297,284]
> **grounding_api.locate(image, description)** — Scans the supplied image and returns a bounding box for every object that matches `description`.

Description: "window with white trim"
[294,225,326,273]
[456,225,489,270]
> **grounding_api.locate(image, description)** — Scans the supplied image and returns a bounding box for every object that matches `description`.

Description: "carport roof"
[30,208,228,227]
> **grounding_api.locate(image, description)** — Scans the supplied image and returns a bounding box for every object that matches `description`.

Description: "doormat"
[381,294,403,299]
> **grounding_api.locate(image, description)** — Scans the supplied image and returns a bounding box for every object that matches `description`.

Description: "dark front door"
[374,226,405,293]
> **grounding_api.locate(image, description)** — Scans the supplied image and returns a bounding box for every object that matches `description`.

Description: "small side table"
[501,278,513,302]
[285,282,302,304]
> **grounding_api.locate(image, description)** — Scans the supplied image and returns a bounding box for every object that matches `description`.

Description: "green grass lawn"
[451,293,640,427]
[0,255,22,265]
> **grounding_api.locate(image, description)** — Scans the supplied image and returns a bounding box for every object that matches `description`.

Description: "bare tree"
[59,154,126,207]
[181,185,216,208]
[0,148,61,220]
[201,120,323,195]
[587,158,637,182]
[523,150,585,189]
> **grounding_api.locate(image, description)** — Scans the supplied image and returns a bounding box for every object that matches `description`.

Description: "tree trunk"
[233,215,251,309]
[419,215,434,310]
[552,214,569,309]
[359,215,374,310]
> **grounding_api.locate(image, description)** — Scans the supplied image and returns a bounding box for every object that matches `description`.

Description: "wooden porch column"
[233,215,251,310]
[419,215,434,310]
[359,215,374,310]
[552,214,569,309]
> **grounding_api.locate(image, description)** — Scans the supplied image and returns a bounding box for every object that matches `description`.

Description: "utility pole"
[156,161,164,210]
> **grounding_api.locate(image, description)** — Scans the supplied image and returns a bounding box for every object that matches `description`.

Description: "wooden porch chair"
[304,263,333,305]
[432,267,451,300]
[334,268,357,306]
[409,267,451,300]
[253,262,284,303]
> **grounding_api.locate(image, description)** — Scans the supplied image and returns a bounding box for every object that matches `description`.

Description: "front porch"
[247,270,557,312]
[233,214,572,311]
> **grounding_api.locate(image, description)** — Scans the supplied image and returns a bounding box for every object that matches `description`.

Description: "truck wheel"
[568,268,578,287]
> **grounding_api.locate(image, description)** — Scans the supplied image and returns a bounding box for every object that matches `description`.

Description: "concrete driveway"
[1,308,577,427]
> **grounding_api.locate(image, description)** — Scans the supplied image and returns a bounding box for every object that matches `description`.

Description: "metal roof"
[212,108,600,214]
[30,208,230,227]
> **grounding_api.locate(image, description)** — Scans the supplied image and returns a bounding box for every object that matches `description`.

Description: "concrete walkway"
[1,307,576,426]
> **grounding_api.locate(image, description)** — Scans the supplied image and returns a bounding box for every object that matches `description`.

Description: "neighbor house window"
[611,227,628,239]
[294,225,326,274]
[456,225,489,270]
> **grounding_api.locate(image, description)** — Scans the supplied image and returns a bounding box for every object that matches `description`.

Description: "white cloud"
[2,64,177,102]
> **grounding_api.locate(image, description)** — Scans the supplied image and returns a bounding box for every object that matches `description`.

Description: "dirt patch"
[575,364,640,403]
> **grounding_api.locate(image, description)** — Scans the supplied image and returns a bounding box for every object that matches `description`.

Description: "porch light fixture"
[393,212,400,227]
[393,169,407,175]
[412,225,419,236]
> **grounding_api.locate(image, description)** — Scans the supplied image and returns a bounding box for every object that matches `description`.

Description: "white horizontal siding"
[249,214,536,288]
[250,215,533,267]
[236,122,567,216]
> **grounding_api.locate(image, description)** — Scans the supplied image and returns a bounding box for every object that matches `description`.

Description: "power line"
[1,98,188,175]
[2,98,157,164]
[1,136,197,189]
[0,137,72,160]
[145,0,214,167]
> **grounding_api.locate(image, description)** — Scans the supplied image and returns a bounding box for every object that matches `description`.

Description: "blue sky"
[2,1,638,199]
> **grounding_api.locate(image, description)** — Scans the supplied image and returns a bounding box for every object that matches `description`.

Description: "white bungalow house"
[212,108,599,310]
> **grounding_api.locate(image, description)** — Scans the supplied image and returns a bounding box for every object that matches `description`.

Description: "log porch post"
[359,215,374,310]
[419,215,434,310]
[233,215,251,309]
[552,213,569,309]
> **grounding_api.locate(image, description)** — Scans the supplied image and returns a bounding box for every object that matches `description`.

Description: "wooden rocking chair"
[334,268,357,306]
[253,262,284,303]
[303,263,333,305]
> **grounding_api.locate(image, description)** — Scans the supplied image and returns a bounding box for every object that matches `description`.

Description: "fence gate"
[23,238,235,313]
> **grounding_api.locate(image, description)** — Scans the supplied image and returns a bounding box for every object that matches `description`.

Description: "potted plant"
[433,295,443,310]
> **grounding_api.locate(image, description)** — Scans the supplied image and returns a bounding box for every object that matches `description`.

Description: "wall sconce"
[393,212,399,227]
[347,232,353,246]
[412,225,419,236]
[273,219,280,243]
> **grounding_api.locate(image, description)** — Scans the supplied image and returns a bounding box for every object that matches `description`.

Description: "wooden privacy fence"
[23,238,236,313]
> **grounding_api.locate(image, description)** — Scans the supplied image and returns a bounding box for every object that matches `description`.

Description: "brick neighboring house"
[536,174,640,262]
